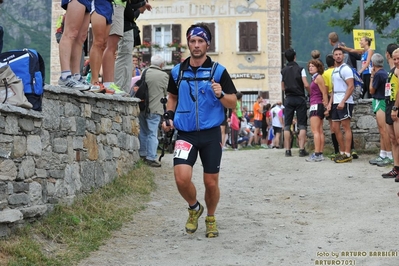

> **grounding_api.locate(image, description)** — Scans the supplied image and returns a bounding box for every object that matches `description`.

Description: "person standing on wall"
[162,23,237,238]
[58,0,92,91]
[114,0,151,94]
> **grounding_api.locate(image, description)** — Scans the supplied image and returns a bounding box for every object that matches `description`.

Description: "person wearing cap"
[281,48,310,157]
[162,23,237,238]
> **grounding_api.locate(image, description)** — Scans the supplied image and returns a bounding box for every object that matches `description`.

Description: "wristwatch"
[392,106,398,111]
[217,91,225,99]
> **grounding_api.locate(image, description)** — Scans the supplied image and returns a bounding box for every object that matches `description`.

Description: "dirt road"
[79,149,399,266]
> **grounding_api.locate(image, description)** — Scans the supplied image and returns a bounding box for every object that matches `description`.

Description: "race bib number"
[173,140,193,160]
[309,104,318,111]
[385,83,391,97]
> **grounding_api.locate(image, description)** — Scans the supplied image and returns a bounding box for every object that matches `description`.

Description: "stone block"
[5,115,19,135]
[27,135,42,156]
[20,157,35,179]
[8,193,29,205]
[20,205,47,218]
[0,224,10,237]
[100,118,112,134]
[12,182,29,193]
[76,117,86,136]
[53,137,68,153]
[0,160,17,181]
[83,133,99,160]
[12,136,27,158]
[0,209,23,223]
[29,182,43,205]
[18,118,34,132]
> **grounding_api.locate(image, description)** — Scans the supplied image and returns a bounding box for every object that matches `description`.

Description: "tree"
[313,0,399,41]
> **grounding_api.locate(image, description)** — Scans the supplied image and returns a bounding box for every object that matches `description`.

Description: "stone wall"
[307,99,378,150]
[0,86,141,237]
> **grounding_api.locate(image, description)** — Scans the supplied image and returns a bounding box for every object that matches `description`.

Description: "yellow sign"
[353,29,376,50]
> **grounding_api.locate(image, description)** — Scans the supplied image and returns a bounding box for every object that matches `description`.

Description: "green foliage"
[313,0,399,40]
[291,0,397,70]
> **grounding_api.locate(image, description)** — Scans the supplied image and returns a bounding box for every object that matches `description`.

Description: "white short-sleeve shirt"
[332,64,354,104]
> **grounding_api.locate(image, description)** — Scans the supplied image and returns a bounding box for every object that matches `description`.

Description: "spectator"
[311,49,323,65]
[162,23,237,238]
[339,36,374,98]
[368,53,392,167]
[236,92,243,126]
[58,1,91,91]
[132,54,142,77]
[271,101,284,149]
[330,47,355,163]
[220,108,229,150]
[252,96,263,145]
[305,59,328,162]
[328,31,361,68]
[239,116,254,147]
[243,105,250,122]
[138,54,169,167]
[101,0,127,94]
[88,0,114,93]
[55,13,65,44]
[230,108,240,150]
[281,48,310,157]
[115,1,151,94]
[323,54,340,158]
[261,103,271,148]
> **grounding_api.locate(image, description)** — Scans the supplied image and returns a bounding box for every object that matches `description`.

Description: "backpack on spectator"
[134,68,149,115]
[337,64,364,102]
[0,48,45,111]
[0,65,33,109]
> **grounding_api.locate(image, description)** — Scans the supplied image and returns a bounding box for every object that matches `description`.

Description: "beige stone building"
[50,0,284,110]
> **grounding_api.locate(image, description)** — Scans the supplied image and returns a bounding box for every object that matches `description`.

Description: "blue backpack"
[338,64,364,101]
[0,48,45,111]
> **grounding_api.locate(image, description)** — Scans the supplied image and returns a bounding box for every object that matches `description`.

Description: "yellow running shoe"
[110,83,128,96]
[185,203,204,234]
[205,215,219,238]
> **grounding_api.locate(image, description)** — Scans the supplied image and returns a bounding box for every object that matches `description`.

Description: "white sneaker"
[73,74,92,90]
[58,76,90,91]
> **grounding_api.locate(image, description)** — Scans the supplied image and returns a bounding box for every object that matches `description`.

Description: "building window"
[203,22,216,52]
[154,25,172,47]
[142,24,182,67]
[239,22,258,52]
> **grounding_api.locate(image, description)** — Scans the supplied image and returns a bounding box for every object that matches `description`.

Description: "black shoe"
[140,156,146,161]
[285,150,292,157]
[146,160,161,167]
[299,149,309,157]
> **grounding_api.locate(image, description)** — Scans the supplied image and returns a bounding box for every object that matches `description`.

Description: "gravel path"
[78,149,399,266]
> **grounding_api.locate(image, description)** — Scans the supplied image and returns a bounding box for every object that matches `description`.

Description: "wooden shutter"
[239,22,258,52]
[172,24,181,65]
[142,25,152,67]
[203,23,215,52]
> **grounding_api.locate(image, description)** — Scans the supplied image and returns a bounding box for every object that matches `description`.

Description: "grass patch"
[0,162,156,266]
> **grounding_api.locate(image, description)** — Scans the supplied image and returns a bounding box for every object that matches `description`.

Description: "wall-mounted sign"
[230,73,265,79]
[353,29,376,50]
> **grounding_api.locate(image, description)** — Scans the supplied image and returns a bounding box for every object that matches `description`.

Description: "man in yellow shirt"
[322,54,339,156]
